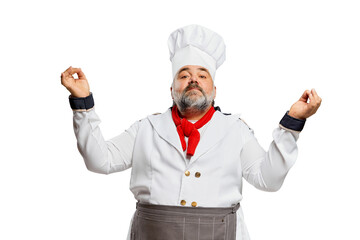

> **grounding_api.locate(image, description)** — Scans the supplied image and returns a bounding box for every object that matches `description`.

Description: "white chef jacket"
[70,95,303,240]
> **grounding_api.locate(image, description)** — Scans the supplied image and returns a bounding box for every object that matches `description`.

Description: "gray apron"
[131,202,240,240]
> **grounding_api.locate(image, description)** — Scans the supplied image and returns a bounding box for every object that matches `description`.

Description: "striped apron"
[130,202,240,240]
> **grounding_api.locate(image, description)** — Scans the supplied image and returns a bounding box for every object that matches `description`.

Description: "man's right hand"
[61,66,90,98]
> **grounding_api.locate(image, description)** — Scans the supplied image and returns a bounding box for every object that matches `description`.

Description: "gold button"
[185,170,190,176]
[191,201,197,207]
[195,172,201,178]
[180,200,186,206]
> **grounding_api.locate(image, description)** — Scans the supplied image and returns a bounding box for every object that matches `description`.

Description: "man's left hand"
[288,89,322,120]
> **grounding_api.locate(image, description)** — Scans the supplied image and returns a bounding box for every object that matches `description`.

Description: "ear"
[214,86,217,99]
[170,86,174,99]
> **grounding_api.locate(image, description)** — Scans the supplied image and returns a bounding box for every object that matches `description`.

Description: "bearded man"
[61,24,321,240]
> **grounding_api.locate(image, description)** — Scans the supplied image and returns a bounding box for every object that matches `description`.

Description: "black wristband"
[69,92,94,110]
[279,111,306,131]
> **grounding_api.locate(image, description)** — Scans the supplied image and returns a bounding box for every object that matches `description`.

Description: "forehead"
[177,65,210,75]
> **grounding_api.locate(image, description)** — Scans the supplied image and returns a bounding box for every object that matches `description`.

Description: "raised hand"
[61,66,90,98]
[288,89,322,120]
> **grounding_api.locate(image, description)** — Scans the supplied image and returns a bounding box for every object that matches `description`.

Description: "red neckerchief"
[171,105,216,156]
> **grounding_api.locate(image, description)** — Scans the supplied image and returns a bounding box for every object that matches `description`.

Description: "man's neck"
[178,105,213,121]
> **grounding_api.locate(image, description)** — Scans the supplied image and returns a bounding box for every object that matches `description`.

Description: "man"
[61,25,321,240]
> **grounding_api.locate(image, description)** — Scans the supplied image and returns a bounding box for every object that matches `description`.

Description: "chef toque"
[168,24,226,81]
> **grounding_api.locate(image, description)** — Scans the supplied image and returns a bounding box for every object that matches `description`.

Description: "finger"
[61,66,75,86]
[69,67,82,77]
[64,66,84,81]
[311,88,322,105]
[61,72,71,87]
[76,68,87,80]
[312,89,322,108]
[299,90,310,102]
[308,89,315,105]
[69,67,87,81]
[62,66,73,78]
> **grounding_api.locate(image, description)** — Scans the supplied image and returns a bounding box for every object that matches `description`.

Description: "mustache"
[183,83,205,94]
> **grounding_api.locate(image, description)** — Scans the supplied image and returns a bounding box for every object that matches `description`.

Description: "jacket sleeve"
[69,93,139,174]
[240,112,306,192]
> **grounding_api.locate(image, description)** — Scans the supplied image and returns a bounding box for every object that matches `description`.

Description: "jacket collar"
[147,108,239,165]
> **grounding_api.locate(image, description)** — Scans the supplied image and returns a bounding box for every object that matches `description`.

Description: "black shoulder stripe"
[214,106,231,115]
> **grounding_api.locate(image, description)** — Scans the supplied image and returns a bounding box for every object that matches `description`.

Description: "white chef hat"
[168,24,226,81]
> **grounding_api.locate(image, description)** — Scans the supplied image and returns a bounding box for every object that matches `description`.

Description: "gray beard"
[173,83,215,113]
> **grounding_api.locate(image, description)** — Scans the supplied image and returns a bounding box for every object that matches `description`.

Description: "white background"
[1,0,359,239]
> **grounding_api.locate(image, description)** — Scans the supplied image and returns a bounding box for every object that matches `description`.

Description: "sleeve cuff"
[69,92,94,111]
[279,111,306,132]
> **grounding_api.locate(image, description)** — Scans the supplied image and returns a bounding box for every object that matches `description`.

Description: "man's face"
[171,65,216,112]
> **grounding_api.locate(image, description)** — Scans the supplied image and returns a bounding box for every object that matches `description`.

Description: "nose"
[189,75,198,84]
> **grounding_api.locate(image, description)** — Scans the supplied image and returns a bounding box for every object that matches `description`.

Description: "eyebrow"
[178,67,210,75]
